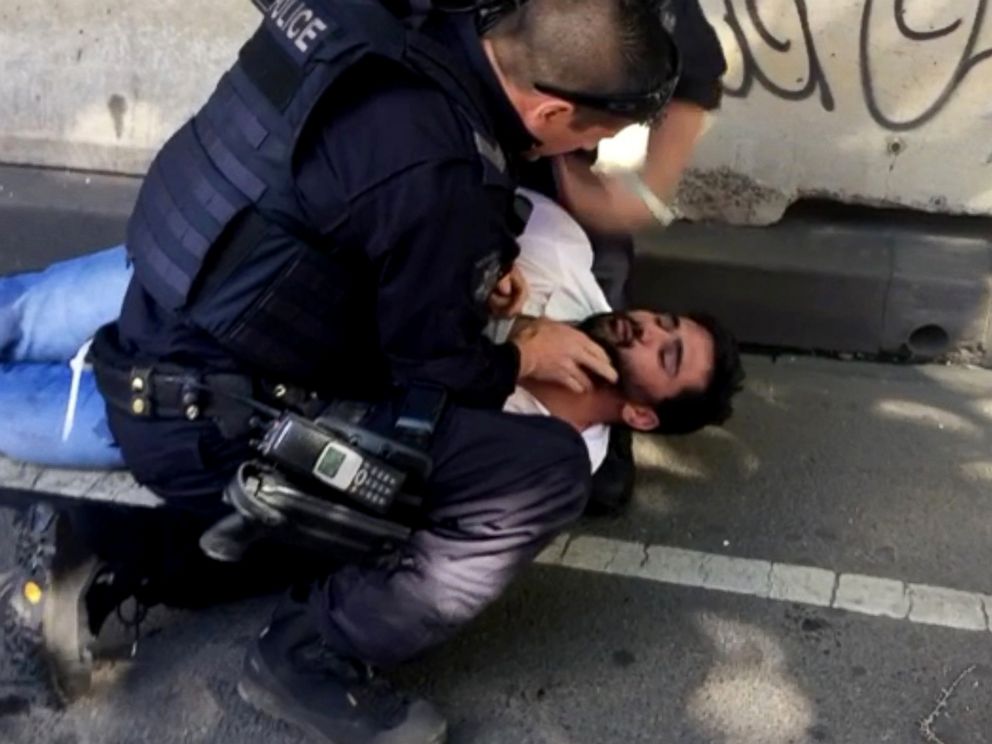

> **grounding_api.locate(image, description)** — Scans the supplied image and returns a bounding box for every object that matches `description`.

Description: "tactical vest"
[127,0,520,387]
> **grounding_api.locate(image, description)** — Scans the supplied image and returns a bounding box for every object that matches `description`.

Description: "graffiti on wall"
[721,0,992,131]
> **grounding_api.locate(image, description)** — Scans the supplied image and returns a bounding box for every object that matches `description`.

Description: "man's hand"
[488,264,529,319]
[511,317,618,394]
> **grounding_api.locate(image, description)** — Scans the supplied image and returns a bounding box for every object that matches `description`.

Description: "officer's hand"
[553,154,654,235]
[511,318,618,394]
[488,264,529,319]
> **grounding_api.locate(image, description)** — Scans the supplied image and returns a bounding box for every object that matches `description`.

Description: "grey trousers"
[311,406,591,667]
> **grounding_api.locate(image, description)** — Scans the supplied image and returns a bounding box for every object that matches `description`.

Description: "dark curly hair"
[649,312,745,435]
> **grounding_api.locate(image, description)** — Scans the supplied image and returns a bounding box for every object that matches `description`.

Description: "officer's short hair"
[487,0,678,126]
[649,312,745,435]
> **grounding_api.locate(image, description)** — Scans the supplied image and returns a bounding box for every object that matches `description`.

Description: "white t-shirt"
[489,189,613,472]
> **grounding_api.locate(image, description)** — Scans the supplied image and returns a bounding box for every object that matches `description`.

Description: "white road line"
[535,535,992,634]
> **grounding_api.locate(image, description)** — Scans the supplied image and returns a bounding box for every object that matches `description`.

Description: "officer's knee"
[449,413,591,530]
[516,421,592,531]
[430,581,488,628]
[562,447,593,518]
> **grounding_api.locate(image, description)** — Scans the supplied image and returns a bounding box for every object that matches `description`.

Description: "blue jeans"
[0,246,131,467]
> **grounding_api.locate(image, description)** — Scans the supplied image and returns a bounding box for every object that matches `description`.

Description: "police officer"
[555,0,727,237]
[91,0,680,741]
[547,0,729,516]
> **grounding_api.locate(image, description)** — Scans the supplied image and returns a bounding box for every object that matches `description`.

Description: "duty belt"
[90,324,311,438]
[90,323,449,560]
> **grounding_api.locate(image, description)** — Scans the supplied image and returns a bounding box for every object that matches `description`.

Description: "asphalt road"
[1,354,990,744]
[0,165,989,742]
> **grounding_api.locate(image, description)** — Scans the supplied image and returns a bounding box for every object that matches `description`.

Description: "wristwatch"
[619,172,677,227]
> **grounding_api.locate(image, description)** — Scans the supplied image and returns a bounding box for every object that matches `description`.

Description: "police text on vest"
[268,0,328,54]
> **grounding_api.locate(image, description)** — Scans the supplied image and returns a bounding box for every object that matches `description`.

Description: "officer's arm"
[507,315,540,337]
[636,0,728,201]
[291,78,525,408]
[555,0,726,234]
[638,100,707,203]
[362,161,617,402]
[360,158,523,408]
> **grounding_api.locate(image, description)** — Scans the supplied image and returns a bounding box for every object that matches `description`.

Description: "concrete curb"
[0,164,139,273]
[2,163,990,363]
[631,202,992,364]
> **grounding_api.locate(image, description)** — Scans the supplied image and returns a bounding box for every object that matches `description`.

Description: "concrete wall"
[0,1,256,174]
[601,0,992,224]
[2,1,990,225]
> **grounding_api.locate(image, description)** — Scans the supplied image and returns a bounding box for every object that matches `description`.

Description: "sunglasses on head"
[467,0,682,124]
[534,37,681,125]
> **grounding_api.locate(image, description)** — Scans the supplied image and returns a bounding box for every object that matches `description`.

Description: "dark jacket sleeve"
[671,0,728,110]
[292,75,521,408]
[355,157,521,408]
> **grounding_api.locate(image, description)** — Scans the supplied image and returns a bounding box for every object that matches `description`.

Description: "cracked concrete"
[829,571,841,608]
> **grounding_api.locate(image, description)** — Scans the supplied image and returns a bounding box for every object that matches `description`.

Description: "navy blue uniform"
[117,21,526,412]
[668,0,728,112]
[103,6,590,668]
[111,14,540,494]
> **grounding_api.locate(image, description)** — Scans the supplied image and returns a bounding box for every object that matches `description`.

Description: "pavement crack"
[559,532,579,563]
[639,543,650,569]
[602,547,617,573]
[699,555,712,585]
[919,665,977,744]
[904,583,914,620]
[829,571,841,607]
[765,562,775,599]
[981,596,991,632]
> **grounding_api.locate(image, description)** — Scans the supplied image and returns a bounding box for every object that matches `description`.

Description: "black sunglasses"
[463,0,682,123]
[533,41,681,124]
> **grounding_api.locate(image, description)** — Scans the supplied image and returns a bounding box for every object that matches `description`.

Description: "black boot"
[1,503,140,705]
[585,426,635,517]
[238,597,447,744]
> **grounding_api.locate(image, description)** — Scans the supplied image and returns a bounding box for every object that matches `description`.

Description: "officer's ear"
[621,402,659,432]
[528,97,575,132]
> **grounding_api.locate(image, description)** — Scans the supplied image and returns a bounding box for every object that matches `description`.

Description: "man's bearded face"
[579,310,716,404]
